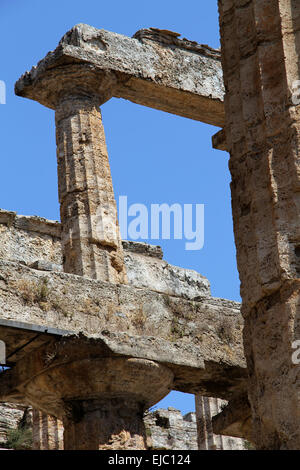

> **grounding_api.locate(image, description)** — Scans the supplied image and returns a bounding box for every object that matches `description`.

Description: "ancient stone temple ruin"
[1,0,300,450]
[0,23,248,450]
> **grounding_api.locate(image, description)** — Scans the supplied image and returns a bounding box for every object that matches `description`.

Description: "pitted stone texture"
[0,213,62,266]
[218,0,300,449]
[144,407,198,450]
[55,96,127,284]
[64,397,147,450]
[0,403,30,448]
[15,24,224,126]
[0,212,210,300]
[124,251,210,299]
[0,260,245,399]
[1,340,173,451]
[122,240,163,259]
[29,260,62,272]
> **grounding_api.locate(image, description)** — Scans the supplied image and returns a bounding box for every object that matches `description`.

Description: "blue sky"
[0,1,240,414]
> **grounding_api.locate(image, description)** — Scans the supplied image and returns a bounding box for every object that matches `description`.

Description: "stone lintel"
[15,24,224,126]
[212,128,227,151]
[0,260,246,399]
[212,394,252,442]
[0,331,246,407]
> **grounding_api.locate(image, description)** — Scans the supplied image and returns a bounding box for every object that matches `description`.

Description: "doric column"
[55,94,127,283]
[63,397,147,450]
[11,339,174,451]
[218,0,300,449]
[32,410,64,450]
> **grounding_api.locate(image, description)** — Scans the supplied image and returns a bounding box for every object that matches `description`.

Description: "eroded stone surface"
[0,259,245,397]
[55,96,127,283]
[218,0,300,449]
[124,251,210,299]
[0,404,30,448]
[144,407,198,450]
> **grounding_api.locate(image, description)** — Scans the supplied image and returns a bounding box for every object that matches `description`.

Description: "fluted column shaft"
[32,410,64,450]
[55,95,127,283]
[218,0,300,449]
[63,397,147,450]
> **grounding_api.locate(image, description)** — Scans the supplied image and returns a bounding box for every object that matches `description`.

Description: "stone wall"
[0,403,29,448]
[0,210,210,300]
[144,408,198,450]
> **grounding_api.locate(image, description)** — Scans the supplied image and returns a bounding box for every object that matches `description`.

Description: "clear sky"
[0,1,240,415]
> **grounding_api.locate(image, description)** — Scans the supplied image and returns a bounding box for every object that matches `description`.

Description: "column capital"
[17,61,118,109]
[5,339,174,450]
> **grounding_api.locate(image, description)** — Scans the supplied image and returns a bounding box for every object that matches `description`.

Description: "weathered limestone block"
[55,96,127,283]
[212,128,227,151]
[0,403,30,447]
[0,211,210,299]
[144,407,198,450]
[122,240,163,260]
[15,24,224,126]
[0,212,61,266]
[29,260,62,272]
[218,0,300,449]
[0,259,245,398]
[124,250,210,299]
[1,338,174,450]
